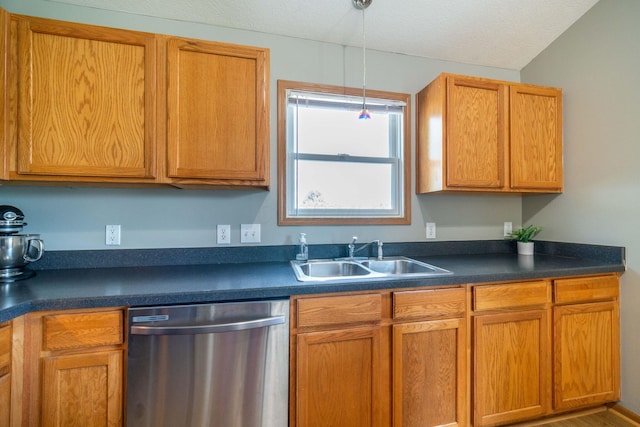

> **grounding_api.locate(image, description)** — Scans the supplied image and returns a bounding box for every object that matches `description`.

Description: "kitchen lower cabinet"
[15,307,124,427]
[553,275,620,411]
[391,288,467,427]
[41,350,122,427]
[0,321,11,426]
[291,293,386,427]
[296,326,383,427]
[472,281,552,427]
[290,286,467,427]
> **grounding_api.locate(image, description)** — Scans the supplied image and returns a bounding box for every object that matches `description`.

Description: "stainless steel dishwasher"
[126,299,289,427]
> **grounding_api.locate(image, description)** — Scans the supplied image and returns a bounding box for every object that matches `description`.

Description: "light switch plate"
[504,222,513,237]
[241,224,261,243]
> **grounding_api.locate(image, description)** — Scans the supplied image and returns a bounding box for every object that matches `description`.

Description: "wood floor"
[510,407,640,427]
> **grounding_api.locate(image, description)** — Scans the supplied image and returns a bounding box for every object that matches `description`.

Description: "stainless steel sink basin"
[297,260,374,278]
[290,256,451,282]
[360,257,452,276]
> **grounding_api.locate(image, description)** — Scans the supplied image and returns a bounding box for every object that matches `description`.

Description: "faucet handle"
[351,236,358,244]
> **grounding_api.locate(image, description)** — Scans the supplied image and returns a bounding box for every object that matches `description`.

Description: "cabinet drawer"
[296,293,382,328]
[554,275,619,304]
[473,281,550,311]
[393,287,466,320]
[43,310,124,351]
[0,323,10,376]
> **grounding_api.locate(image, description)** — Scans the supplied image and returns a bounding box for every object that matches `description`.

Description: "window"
[278,80,411,225]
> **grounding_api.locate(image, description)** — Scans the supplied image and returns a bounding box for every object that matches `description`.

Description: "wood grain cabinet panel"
[165,37,270,188]
[0,321,11,427]
[0,8,8,180]
[17,308,125,427]
[553,275,620,412]
[291,287,467,427]
[41,350,123,427]
[4,11,270,188]
[473,280,550,311]
[473,309,552,426]
[393,287,465,321]
[416,73,562,194]
[43,310,123,351]
[392,318,466,427]
[12,15,157,182]
[295,326,383,427]
[295,293,382,329]
[510,84,563,190]
[554,274,619,304]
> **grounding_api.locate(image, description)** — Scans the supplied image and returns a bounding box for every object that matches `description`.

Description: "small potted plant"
[508,225,542,255]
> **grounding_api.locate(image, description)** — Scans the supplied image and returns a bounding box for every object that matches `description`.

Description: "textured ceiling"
[49,0,600,70]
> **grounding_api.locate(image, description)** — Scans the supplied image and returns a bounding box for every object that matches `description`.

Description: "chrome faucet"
[348,236,384,260]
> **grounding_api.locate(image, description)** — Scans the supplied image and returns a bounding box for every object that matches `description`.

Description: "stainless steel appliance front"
[126,300,289,427]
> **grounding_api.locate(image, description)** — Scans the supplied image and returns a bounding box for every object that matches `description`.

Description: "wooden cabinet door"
[15,16,157,181]
[295,327,383,427]
[473,309,551,426]
[553,301,620,410]
[41,350,123,427]
[509,84,563,191]
[0,321,10,427]
[166,37,269,187]
[392,318,466,427]
[0,8,8,180]
[445,75,508,189]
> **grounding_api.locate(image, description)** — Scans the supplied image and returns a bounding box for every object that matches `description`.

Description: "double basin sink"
[290,256,452,282]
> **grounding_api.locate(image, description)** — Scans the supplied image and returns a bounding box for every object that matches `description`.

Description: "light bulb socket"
[353,0,372,10]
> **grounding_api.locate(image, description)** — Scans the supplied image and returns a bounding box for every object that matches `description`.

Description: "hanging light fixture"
[353,0,372,119]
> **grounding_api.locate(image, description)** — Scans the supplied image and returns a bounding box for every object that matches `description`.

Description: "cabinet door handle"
[130,315,285,336]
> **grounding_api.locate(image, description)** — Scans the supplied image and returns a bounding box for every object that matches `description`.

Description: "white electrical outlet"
[217,224,231,244]
[106,225,121,246]
[504,221,513,237]
[240,224,261,243]
[426,222,436,239]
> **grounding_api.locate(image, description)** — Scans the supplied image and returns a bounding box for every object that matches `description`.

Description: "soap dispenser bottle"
[296,233,308,261]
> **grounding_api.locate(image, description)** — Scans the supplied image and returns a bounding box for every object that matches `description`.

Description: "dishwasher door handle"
[130,315,286,336]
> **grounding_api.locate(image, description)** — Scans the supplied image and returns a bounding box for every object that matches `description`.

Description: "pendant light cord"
[361,7,367,108]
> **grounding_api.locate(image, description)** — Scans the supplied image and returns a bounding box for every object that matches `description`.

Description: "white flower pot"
[517,241,534,256]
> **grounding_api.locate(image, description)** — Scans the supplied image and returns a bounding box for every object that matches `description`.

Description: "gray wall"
[0,0,522,250]
[522,0,639,413]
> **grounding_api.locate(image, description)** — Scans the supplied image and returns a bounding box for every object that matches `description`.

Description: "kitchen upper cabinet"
[472,281,552,427]
[416,73,562,194]
[0,8,8,180]
[9,15,157,183]
[553,275,620,411]
[16,308,125,427]
[164,37,270,188]
[3,12,270,189]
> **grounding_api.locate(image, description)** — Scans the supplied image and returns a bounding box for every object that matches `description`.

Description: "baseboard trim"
[608,403,640,425]
[509,407,607,426]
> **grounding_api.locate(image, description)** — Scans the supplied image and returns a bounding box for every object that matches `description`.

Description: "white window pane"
[295,107,392,158]
[296,161,393,210]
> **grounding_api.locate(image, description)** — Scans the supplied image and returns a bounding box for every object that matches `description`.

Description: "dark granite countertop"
[0,240,626,323]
